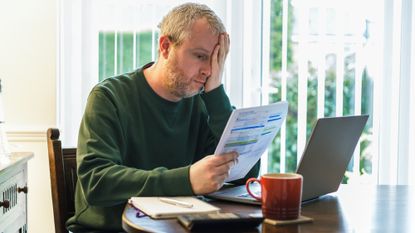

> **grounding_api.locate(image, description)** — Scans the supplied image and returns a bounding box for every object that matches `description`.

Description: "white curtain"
[377,0,415,185]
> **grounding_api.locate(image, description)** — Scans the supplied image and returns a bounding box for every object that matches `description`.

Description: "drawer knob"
[18,186,28,194]
[0,200,10,208]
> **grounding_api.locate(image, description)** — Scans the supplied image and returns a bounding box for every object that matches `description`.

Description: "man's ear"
[159,35,172,59]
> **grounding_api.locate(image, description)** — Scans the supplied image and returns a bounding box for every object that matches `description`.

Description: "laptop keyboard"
[238,191,260,198]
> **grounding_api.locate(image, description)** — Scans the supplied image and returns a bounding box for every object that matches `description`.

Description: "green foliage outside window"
[269,0,374,182]
[99,31,154,81]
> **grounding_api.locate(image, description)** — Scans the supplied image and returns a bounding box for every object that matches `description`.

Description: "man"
[67,3,259,232]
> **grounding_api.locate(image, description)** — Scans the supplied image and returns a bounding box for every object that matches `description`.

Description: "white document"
[215,101,288,182]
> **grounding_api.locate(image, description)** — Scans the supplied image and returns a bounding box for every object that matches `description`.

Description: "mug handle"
[246,178,261,201]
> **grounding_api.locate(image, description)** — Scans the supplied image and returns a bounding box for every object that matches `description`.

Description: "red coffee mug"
[246,173,303,220]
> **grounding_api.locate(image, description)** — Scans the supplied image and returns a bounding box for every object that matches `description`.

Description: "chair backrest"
[47,128,77,233]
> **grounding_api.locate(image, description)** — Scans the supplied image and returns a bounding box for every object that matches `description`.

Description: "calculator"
[177,212,263,231]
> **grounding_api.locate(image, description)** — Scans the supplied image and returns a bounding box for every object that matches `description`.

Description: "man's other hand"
[204,33,230,92]
[189,152,238,195]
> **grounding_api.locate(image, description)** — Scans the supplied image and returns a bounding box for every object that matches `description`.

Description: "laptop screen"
[206,115,368,204]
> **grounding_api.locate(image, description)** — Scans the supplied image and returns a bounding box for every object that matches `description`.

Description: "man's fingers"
[221,33,230,59]
[218,33,229,65]
[212,44,220,64]
[215,159,234,173]
[218,34,225,60]
[210,155,238,180]
[212,152,238,165]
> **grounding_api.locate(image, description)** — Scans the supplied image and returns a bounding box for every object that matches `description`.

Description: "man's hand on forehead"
[204,33,230,92]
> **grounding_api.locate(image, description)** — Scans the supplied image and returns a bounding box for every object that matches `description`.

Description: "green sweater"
[67,64,260,232]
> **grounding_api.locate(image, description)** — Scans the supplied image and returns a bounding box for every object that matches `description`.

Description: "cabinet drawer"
[0,167,27,226]
[0,153,32,233]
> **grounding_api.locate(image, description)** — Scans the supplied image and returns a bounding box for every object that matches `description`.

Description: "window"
[59,0,415,185]
[98,31,154,81]
[266,0,377,184]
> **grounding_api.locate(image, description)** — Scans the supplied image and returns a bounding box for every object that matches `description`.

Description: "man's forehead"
[184,21,219,52]
[190,47,211,53]
[185,36,218,54]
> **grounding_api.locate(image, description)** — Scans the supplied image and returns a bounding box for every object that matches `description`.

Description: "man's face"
[164,18,219,99]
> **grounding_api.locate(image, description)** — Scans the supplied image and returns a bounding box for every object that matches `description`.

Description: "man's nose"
[201,63,211,77]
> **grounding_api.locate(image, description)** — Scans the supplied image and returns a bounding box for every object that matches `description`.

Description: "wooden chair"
[47,128,77,233]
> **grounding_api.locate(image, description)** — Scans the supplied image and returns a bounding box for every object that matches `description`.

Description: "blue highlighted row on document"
[215,101,288,182]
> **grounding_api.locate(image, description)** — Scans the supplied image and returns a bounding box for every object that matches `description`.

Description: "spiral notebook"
[128,196,220,219]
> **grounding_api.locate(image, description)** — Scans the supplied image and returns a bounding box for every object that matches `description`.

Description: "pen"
[159,197,194,208]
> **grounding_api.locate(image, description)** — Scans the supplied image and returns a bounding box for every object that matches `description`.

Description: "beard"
[164,52,204,99]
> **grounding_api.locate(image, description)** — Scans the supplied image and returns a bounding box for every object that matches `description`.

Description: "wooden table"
[122,185,415,233]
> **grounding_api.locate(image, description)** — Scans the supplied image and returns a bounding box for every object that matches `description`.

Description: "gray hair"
[158,2,226,46]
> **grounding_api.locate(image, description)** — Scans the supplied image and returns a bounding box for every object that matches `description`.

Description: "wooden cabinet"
[0,153,33,233]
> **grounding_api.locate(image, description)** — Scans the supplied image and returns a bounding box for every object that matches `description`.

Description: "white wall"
[0,0,57,232]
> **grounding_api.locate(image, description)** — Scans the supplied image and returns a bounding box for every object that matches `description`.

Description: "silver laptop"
[206,115,369,205]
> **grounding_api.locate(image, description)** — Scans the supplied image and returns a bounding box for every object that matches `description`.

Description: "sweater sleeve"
[77,88,194,207]
[197,85,260,179]
[200,85,234,138]
[192,85,234,159]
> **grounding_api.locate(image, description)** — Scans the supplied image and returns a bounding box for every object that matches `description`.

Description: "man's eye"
[195,54,208,60]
